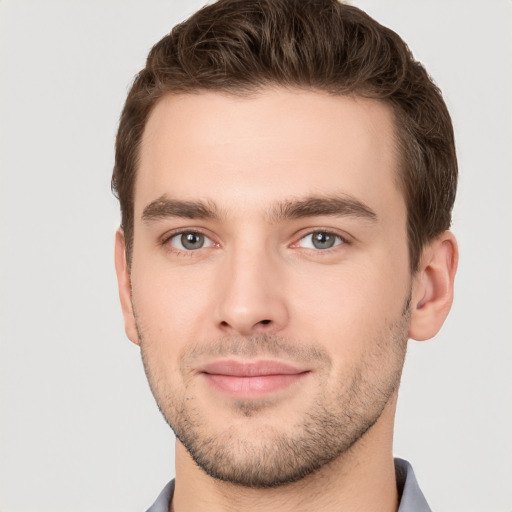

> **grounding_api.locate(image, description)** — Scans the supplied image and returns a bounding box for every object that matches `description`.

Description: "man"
[112,0,458,510]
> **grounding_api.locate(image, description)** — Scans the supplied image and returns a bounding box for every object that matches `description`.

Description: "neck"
[171,395,399,512]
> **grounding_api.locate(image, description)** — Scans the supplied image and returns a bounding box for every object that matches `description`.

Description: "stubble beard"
[137,299,410,488]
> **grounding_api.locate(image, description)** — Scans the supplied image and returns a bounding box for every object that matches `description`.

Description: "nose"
[214,245,289,336]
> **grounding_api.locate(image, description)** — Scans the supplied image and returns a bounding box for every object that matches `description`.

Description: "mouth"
[199,360,311,398]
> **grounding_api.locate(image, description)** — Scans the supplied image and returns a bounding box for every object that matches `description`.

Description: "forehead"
[136,88,402,219]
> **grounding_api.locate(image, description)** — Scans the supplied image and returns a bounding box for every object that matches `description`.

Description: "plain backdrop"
[1,1,511,511]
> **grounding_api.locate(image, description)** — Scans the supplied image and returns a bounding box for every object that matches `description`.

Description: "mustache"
[179,333,332,368]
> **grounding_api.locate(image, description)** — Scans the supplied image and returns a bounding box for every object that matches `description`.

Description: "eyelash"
[160,228,350,256]
[161,229,217,256]
[294,230,349,251]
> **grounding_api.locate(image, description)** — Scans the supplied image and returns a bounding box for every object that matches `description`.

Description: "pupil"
[182,233,204,249]
[313,232,334,249]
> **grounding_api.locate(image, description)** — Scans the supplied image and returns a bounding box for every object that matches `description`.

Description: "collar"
[146,458,432,512]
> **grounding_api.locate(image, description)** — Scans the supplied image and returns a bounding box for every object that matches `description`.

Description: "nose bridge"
[215,236,288,335]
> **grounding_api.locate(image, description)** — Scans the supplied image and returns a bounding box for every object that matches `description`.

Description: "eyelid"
[160,228,218,252]
[302,232,342,248]
[159,226,351,253]
[291,228,351,250]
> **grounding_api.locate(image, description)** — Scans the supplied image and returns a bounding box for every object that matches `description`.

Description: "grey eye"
[170,232,212,251]
[300,231,343,250]
[182,233,204,250]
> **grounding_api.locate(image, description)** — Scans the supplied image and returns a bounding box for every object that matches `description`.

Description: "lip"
[199,360,310,397]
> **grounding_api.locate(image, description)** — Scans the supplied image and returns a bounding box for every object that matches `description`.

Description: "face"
[121,89,413,487]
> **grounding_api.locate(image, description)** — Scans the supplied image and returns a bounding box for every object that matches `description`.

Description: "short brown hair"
[112,0,457,271]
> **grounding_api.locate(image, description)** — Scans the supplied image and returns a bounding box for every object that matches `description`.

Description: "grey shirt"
[146,458,431,512]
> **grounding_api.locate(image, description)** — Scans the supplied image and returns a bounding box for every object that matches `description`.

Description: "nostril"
[260,319,271,325]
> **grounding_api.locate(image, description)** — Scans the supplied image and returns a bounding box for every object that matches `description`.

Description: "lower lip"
[203,373,308,397]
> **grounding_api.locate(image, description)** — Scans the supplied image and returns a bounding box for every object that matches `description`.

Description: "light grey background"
[0,1,510,511]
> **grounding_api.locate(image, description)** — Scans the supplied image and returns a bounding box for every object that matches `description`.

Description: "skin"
[115,88,458,512]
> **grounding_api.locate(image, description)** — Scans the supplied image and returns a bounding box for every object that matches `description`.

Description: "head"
[113,0,458,489]
[112,0,457,273]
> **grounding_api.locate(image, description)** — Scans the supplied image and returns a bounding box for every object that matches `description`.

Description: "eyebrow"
[141,194,377,224]
[142,196,222,222]
[267,195,377,223]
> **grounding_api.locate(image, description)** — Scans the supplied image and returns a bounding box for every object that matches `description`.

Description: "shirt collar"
[146,458,431,512]
[395,458,432,512]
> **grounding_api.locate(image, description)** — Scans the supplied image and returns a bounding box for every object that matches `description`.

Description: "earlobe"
[409,231,459,341]
[114,229,140,345]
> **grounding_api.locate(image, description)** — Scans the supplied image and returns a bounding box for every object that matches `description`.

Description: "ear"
[114,228,140,345]
[409,231,459,341]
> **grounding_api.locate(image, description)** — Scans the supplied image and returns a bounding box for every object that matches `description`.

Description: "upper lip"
[200,360,307,377]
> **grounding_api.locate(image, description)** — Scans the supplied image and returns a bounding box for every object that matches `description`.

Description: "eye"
[299,231,344,250]
[168,231,214,251]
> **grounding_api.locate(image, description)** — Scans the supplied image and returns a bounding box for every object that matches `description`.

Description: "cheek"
[288,255,410,358]
[130,258,216,343]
